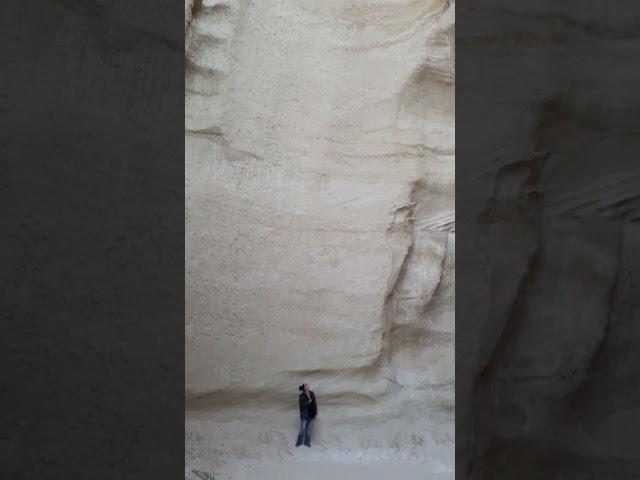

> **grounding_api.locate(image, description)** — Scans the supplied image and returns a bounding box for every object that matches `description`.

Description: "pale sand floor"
[188,458,450,480]
[186,399,454,480]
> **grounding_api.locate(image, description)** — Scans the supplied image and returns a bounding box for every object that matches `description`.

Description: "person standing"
[295,383,318,447]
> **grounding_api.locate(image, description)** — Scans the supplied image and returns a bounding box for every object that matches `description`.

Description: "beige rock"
[185,0,454,477]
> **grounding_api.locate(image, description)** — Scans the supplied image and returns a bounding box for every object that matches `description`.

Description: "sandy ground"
[186,401,453,480]
[187,457,450,480]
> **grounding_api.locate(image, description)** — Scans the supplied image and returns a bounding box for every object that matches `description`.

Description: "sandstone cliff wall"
[185,1,455,477]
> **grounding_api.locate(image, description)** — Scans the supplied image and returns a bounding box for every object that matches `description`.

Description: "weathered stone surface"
[185,0,454,477]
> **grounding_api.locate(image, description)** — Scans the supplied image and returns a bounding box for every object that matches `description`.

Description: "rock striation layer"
[185,1,455,478]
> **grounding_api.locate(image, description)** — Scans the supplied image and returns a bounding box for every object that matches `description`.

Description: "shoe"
[304,443,311,447]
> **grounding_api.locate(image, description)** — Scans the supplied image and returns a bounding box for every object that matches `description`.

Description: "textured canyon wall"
[185,0,454,478]
[457,1,640,478]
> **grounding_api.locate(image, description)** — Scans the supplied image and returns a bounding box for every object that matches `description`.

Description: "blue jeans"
[296,417,312,446]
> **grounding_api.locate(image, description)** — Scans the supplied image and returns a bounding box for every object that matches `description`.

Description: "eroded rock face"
[185,0,454,477]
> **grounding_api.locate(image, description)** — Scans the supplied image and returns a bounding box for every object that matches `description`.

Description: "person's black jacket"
[299,391,317,420]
